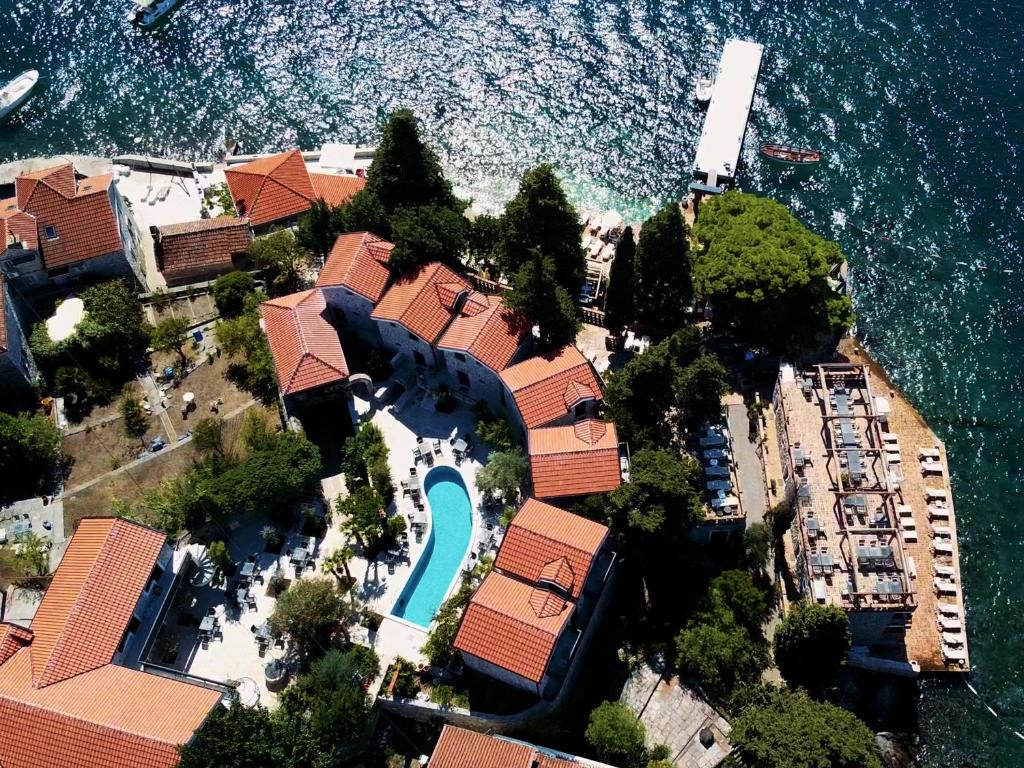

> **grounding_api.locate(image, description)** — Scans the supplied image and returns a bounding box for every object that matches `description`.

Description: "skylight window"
[44,225,58,240]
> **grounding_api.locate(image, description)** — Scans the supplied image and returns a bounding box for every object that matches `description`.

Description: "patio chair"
[412,447,422,463]
[423,451,434,467]
[250,625,258,634]
[275,637,285,650]
[433,439,442,455]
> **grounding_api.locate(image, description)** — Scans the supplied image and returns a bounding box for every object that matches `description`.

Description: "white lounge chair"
[934,564,955,579]
[903,530,918,543]
[929,506,950,520]
[938,616,962,632]
[896,504,914,518]
[937,603,960,618]
[942,632,964,646]
[934,578,958,595]
[943,646,967,664]
[932,542,953,556]
[930,524,952,539]
[925,488,947,501]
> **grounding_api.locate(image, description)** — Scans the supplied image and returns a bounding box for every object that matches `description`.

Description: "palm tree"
[322,545,355,586]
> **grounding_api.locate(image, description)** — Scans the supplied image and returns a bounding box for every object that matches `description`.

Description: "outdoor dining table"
[254,623,271,642]
[240,562,256,578]
[199,616,215,634]
[453,438,468,454]
[235,588,249,605]
[291,547,308,565]
[407,475,421,492]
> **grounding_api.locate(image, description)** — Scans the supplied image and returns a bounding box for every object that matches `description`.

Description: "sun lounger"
[882,432,899,444]
[919,447,941,459]
[920,461,945,475]
[934,564,955,578]
[937,603,960,617]
[906,556,917,579]
[903,530,918,543]
[928,505,950,520]
[942,634,964,649]
[930,524,952,539]
[925,488,947,501]
[896,504,913,518]
[932,541,953,556]
[899,517,916,531]
[934,578,958,595]
[938,615,962,631]
[943,646,967,664]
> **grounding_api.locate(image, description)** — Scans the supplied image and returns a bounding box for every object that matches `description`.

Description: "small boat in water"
[694,74,714,106]
[127,0,185,28]
[0,70,39,122]
[760,143,821,165]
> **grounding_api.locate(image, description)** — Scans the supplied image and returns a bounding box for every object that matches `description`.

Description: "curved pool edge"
[388,463,479,628]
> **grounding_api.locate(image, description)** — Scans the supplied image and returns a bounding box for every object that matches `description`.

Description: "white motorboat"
[694,74,714,106]
[127,0,185,29]
[0,70,39,122]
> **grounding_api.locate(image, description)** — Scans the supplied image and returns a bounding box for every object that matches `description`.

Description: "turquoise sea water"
[391,466,473,628]
[1,1,1023,762]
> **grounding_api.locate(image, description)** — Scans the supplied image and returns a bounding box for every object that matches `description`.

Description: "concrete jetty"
[691,38,764,194]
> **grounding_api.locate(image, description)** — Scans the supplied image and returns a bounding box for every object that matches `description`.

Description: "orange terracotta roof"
[499,346,604,429]
[0,649,219,768]
[1,195,39,252]
[316,231,394,302]
[261,288,348,395]
[9,164,123,271]
[454,572,572,683]
[154,217,252,282]
[0,273,7,354]
[0,623,32,666]
[528,420,622,499]
[29,518,166,688]
[437,294,530,372]
[429,726,535,768]
[371,262,472,343]
[223,150,316,227]
[496,498,608,599]
[310,172,366,207]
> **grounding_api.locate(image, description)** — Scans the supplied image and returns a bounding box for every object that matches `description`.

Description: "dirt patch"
[148,292,217,328]
[63,413,165,489]
[157,353,254,436]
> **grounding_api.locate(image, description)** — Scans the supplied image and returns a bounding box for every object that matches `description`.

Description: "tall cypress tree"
[365,108,459,215]
[634,203,692,330]
[603,225,636,332]
[496,165,585,296]
[505,249,580,352]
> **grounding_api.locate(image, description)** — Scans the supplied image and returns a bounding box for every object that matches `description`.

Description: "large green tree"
[603,342,679,448]
[338,485,387,547]
[476,448,528,503]
[634,203,692,331]
[603,226,636,332]
[0,412,62,505]
[698,570,772,635]
[212,271,256,318]
[675,617,769,702]
[365,108,459,214]
[693,191,854,353]
[178,702,280,768]
[296,199,346,260]
[729,687,882,768]
[388,204,468,274]
[676,353,728,429]
[247,230,313,297]
[268,578,347,656]
[496,164,585,295]
[585,701,648,768]
[212,431,322,517]
[151,316,191,369]
[504,249,579,351]
[610,448,703,542]
[773,601,851,693]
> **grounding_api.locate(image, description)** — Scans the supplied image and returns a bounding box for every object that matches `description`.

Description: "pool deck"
[337,386,492,672]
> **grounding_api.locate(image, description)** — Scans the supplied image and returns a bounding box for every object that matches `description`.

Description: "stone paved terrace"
[776,357,968,673]
[838,344,969,672]
[621,661,732,768]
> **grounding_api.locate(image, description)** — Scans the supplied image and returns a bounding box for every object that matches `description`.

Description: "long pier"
[691,39,764,194]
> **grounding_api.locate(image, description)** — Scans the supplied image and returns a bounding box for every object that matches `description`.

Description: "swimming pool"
[391,466,474,628]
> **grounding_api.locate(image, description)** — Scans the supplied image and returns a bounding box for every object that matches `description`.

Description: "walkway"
[725,400,768,526]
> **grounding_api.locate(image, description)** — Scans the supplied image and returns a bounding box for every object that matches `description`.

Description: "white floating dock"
[693,39,764,188]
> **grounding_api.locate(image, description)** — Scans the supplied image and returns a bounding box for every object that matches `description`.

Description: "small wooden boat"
[0,70,39,122]
[760,143,821,165]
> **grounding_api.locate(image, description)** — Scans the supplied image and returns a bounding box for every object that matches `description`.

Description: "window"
[454,352,466,362]
[44,225,58,240]
[574,401,588,418]
[413,350,426,367]
[146,564,164,591]
[407,331,417,342]
[457,370,470,387]
[127,616,141,634]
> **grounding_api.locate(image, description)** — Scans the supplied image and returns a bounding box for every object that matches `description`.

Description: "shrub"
[212,271,256,318]
[585,701,648,768]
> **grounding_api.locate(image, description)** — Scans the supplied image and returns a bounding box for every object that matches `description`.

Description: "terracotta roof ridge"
[287,351,348,391]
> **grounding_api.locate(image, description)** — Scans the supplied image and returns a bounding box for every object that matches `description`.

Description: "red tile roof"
[454,572,572,683]
[528,420,622,499]
[9,163,123,271]
[154,217,252,283]
[310,172,366,208]
[316,231,394,302]
[29,518,166,688]
[429,726,535,768]
[495,499,608,598]
[1,195,39,252]
[223,150,316,227]
[0,517,220,768]
[223,152,366,227]
[0,650,219,768]
[0,623,32,666]
[437,294,530,372]
[499,346,604,429]
[0,273,8,354]
[261,288,348,395]
[371,262,472,343]
[429,726,583,768]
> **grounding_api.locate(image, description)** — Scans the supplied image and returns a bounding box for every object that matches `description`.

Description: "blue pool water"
[391,466,473,628]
